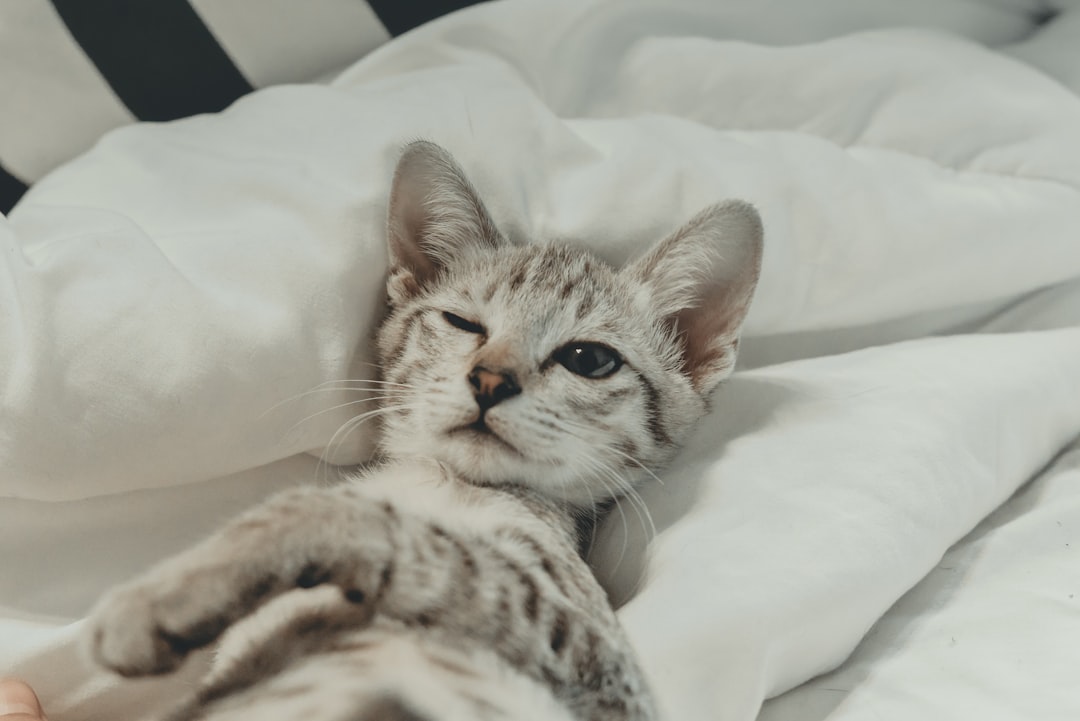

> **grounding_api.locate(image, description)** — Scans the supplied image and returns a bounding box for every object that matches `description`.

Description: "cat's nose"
[468,366,521,410]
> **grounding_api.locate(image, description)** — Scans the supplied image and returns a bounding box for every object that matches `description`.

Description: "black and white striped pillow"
[1,0,486,214]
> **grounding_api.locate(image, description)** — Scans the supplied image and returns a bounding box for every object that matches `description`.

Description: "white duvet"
[3,1,1080,719]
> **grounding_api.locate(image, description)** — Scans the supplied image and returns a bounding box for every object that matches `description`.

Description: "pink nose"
[467,367,521,410]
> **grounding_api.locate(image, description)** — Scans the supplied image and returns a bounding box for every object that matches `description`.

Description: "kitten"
[84,141,763,721]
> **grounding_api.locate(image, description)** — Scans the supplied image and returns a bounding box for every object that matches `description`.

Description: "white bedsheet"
[2,1,1079,719]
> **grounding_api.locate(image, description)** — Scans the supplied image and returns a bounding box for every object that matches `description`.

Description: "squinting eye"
[554,342,623,379]
[442,311,485,335]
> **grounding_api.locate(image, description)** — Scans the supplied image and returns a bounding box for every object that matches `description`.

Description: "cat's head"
[375,141,762,507]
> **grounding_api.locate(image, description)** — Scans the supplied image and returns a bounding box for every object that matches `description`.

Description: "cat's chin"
[378,421,620,507]
[385,432,598,507]
[447,422,525,459]
[437,430,540,483]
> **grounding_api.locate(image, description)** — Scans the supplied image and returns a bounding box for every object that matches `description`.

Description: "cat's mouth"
[449,417,523,458]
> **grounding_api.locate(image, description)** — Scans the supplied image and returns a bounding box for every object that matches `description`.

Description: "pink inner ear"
[637,200,763,392]
[387,153,441,286]
[389,208,439,285]
[676,298,745,390]
[385,142,506,297]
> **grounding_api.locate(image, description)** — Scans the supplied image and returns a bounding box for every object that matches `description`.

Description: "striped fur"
[84,142,763,720]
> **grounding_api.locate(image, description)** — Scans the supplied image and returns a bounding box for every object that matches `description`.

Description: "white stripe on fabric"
[0,0,133,182]
[190,0,391,87]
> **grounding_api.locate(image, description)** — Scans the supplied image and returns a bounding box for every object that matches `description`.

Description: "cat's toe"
[85,586,193,677]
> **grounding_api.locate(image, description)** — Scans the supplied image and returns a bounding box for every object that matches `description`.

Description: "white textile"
[2,1,1079,719]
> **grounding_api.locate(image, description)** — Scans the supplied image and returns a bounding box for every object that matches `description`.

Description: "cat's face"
[375,142,762,507]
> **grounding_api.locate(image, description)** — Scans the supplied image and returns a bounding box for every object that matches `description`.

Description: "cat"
[83,141,763,721]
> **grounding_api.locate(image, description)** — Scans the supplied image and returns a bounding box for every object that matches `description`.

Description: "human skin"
[0,679,46,721]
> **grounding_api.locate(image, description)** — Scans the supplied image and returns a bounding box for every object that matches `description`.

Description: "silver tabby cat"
[84,141,763,721]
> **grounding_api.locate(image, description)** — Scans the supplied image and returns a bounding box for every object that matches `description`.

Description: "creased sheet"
[2,1,1080,720]
[598,328,1080,720]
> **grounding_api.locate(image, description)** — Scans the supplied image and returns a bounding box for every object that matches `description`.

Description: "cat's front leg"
[85,484,395,677]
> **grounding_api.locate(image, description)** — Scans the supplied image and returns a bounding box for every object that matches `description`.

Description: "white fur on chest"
[345,459,548,538]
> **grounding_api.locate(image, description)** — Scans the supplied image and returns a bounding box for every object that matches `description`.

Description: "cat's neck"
[372,454,584,547]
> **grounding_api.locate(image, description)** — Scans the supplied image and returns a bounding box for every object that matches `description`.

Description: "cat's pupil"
[442,311,485,334]
[555,343,623,379]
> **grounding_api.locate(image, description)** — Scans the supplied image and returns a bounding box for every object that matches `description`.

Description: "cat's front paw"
[85,575,229,677]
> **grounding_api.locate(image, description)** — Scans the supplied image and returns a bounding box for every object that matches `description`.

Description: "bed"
[2,1,1079,719]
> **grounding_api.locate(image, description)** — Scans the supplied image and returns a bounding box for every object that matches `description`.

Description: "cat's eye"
[442,311,485,335]
[554,342,623,379]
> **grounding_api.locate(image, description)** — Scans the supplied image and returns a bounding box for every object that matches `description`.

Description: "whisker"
[619,486,657,598]
[599,463,655,549]
[552,414,667,489]
[316,404,425,484]
[578,459,606,557]
[618,481,657,545]
[577,444,658,597]
[316,378,416,388]
[285,396,410,436]
[287,387,409,395]
[605,446,666,487]
[279,386,410,407]
[259,378,416,419]
[577,452,632,576]
[596,471,631,577]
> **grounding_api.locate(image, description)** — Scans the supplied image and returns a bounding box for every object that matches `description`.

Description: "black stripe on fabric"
[50,0,253,121]
[368,0,487,36]
[0,163,28,215]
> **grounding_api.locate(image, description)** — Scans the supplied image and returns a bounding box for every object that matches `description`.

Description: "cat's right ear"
[627,200,764,394]
[386,141,503,304]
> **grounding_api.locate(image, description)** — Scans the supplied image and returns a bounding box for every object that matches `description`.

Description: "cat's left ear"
[386,141,504,304]
[627,200,763,394]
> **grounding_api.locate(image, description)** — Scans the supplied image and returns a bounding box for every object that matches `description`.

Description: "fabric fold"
[604,328,1080,720]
